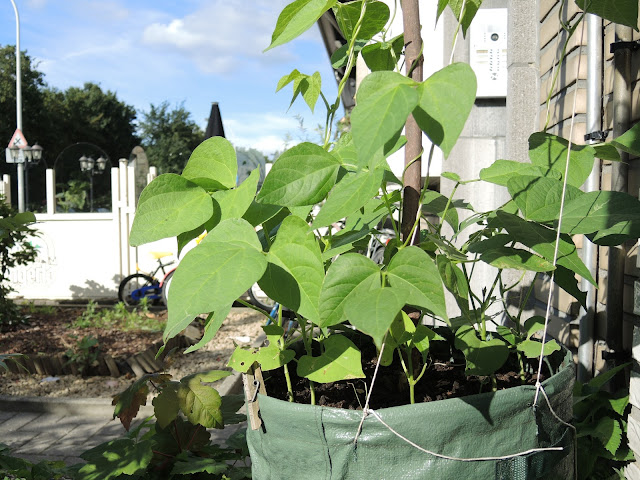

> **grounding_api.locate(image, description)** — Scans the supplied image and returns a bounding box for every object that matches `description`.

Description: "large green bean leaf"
[611,122,640,157]
[297,335,365,383]
[210,168,260,224]
[480,160,560,187]
[345,286,408,346]
[334,0,390,42]
[414,63,477,158]
[266,0,336,51]
[351,72,418,165]
[528,133,596,188]
[164,219,267,341]
[130,174,213,246]
[260,216,324,322]
[318,253,381,327]
[361,35,405,72]
[437,0,484,37]
[560,190,640,238]
[276,69,322,113]
[507,175,583,222]
[228,325,295,372]
[422,190,459,232]
[496,211,595,285]
[387,246,447,321]
[554,265,587,308]
[480,246,555,272]
[454,325,509,376]
[312,168,383,229]
[257,143,341,207]
[575,0,638,30]
[182,137,237,191]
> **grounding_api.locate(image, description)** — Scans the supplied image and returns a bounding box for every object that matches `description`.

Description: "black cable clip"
[610,40,640,54]
[584,131,608,142]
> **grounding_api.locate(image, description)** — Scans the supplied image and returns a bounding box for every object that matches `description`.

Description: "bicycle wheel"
[118,273,158,306]
[161,270,175,307]
[248,282,276,311]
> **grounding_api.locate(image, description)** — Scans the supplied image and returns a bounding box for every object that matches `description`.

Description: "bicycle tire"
[161,270,175,307]
[248,282,276,311]
[118,273,158,307]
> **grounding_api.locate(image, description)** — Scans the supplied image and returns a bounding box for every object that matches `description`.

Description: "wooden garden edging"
[1,327,200,378]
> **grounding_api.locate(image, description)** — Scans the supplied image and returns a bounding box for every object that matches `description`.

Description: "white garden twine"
[351,12,585,469]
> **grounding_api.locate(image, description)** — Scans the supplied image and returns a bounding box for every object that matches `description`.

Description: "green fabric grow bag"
[246,350,575,480]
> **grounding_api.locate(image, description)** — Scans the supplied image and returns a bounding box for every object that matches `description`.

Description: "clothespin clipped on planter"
[243,362,266,430]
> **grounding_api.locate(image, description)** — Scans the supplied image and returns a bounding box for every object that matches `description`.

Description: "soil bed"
[0,306,164,358]
[0,306,266,398]
[263,333,552,409]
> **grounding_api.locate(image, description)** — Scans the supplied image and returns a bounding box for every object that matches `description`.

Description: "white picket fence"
[8,160,176,301]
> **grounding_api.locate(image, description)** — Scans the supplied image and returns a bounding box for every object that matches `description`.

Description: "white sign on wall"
[470,8,508,98]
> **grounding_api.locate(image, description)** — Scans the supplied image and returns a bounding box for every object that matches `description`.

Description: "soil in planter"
[262,334,552,410]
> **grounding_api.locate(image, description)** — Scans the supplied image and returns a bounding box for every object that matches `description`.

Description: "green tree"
[47,82,140,211]
[138,101,205,174]
[0,46,140,211]
[0,45,46,148]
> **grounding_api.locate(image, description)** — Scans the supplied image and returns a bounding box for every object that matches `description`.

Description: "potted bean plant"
[129,1,640,478]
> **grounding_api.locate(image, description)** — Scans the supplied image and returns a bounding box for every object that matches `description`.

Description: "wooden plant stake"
[243,362,266,430]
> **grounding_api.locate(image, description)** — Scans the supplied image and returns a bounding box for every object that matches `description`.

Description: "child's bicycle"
[118,252,176,307]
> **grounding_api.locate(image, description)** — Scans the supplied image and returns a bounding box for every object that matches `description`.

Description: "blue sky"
[0,0,340,156]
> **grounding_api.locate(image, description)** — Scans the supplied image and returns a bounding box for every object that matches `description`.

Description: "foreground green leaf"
[351,71,418,164]
[260,215,324,322]
[334,0,390,42]
[528,132,596,188]
[297,335,365,382]
[130,174,213,246]
[414,63,477,158]
[267,0,337,51]
[507,175,583,222]
[454,325,509,376]
[318,253,381,327]
[560,190,640,238]
[312,168,384,228]
[480,160,560,187]
[79,438,153,480]
[181,136,237,190]
[165,219,267,342]
[497,211,594,285]
[228,325,295,372]
[345,286,408,345]
[575,0,638,31]
[257,142,341,207]
[177,375,226,428]
[437,0,484,36]
[387,246,448,320]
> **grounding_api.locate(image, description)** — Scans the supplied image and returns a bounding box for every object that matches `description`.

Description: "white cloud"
[26,0,48,8]
[225,112,305,155]
[141,0,309,74]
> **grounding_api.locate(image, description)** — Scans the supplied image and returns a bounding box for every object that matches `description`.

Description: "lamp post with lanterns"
[79,154,107,212]
[8,143,43,209]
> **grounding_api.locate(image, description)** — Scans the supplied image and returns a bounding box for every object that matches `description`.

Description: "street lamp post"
[9,0,24,211]
[79,155,107,212]
[9,143,43,209]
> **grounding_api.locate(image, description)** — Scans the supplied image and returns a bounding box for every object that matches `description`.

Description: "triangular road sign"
[8,128,28,148]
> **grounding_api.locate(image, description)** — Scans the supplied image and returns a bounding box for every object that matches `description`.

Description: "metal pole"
[89,174,94,212]
[9,0,24,212]
[606,24,632,389]
[577,13,602,382]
